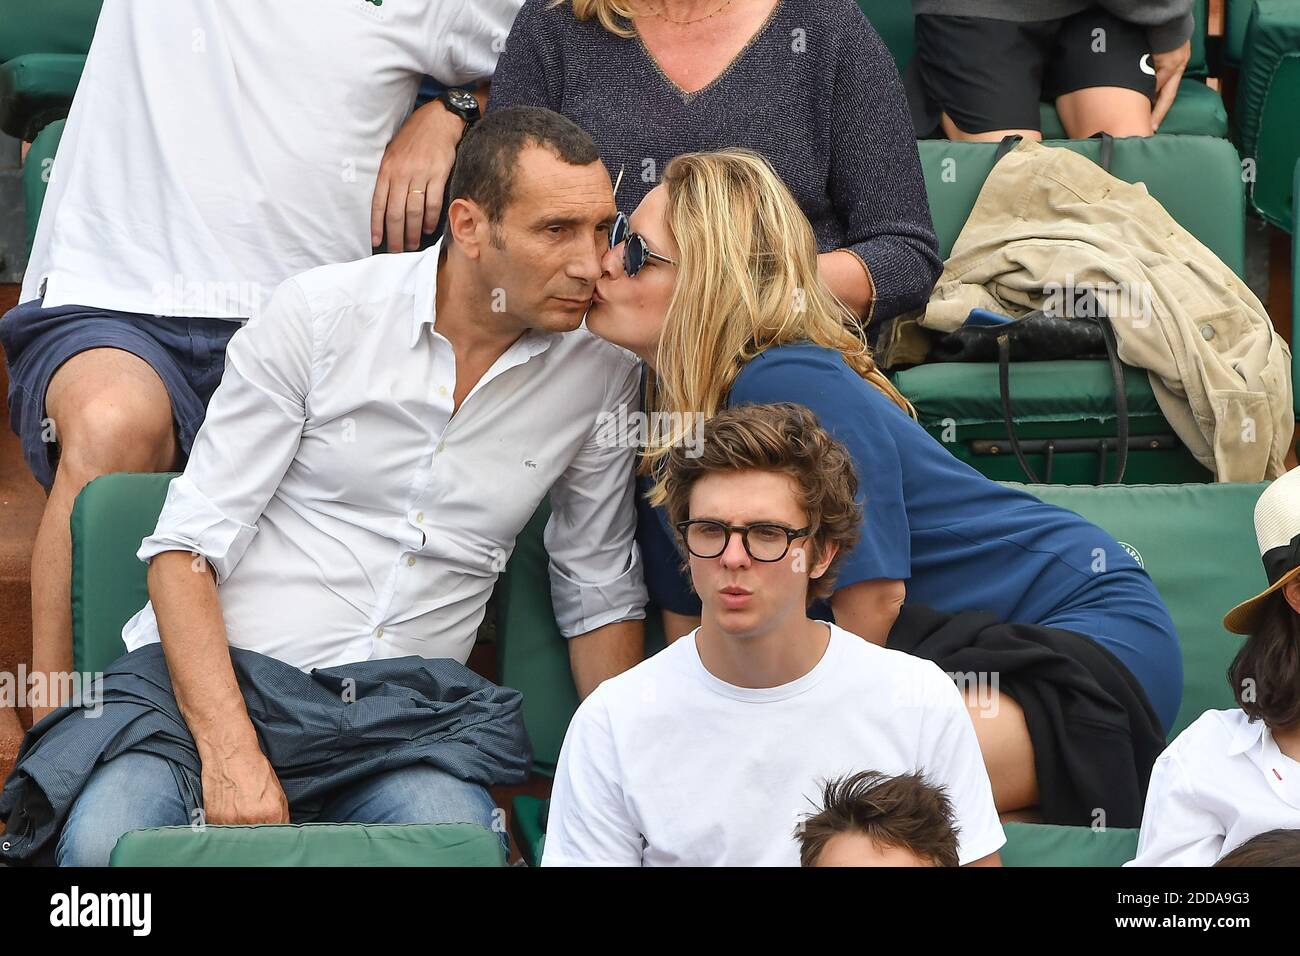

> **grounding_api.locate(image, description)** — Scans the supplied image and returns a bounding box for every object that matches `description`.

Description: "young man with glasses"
[541,403,1004,867]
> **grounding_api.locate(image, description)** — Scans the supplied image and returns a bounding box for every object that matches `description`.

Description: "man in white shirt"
[0,0,524,723]
[53,106,647,866]
[542,403,1005,867]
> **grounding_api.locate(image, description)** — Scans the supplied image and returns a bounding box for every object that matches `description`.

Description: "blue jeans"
[56,751,504,866]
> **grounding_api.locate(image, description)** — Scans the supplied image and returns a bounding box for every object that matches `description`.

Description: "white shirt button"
[438,385,448,397]
[375,627,385,638]
[415,511,425,523]
[407,555,417,567]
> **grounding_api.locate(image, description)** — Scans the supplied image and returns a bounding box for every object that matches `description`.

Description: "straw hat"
[1223,468,1300,634]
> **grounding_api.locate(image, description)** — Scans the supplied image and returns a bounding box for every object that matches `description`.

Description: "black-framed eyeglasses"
[610,211,677,278]
[675,519,811,562]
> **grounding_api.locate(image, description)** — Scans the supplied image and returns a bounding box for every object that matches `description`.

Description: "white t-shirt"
[542,623,1006,867]
[22,0,522,319]
[1126,708,1300,866]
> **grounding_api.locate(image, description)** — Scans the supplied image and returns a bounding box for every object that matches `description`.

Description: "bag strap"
[1089,131,1116,172]
[996,332,1042,483]
[1098,311,1129,484]
[994,134,1024,163]
[995,297,1130,484]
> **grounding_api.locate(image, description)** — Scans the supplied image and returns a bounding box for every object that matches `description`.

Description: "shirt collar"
[1226,713,1268,757]
[406,237,561,361]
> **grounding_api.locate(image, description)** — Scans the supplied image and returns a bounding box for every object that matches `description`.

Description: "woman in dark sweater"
[488,0,941,325]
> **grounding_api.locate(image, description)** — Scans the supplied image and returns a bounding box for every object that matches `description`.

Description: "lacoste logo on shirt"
[524,459,538,470]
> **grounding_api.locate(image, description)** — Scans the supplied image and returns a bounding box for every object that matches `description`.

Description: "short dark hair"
[661,403,862,601]
[447,105,602,227]
[1228,590,1300,729]
[795,770,961,867]
[1214,829,1300,867]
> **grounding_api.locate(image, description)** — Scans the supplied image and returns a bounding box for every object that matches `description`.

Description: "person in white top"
[1128,468,1300,866]
[0,0,525,722]
[542,403,1005,867]
[54,107,647,857]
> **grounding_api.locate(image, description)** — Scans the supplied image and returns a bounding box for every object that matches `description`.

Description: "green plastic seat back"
[22,118,63,254]
[1189,0,1210,78]
[0,0,102,62]
[920,135,1246,275]
[109,823,505,867]
[1001,822,1140,866]
[1019,482,1261,739]
[854,0,915,69]
[69,472,177,674]
[1234,0,1300,231]
[1225,0,1256,66]
[0,53,86,140]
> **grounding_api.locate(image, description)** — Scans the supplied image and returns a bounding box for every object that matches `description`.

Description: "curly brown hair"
[660,403,862,601]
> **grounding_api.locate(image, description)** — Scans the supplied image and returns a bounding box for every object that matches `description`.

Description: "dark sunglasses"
[610,211,677,278]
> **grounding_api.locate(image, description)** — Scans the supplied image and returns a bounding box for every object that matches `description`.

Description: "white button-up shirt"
[1126,708,1300,866]
[122,242,646,670]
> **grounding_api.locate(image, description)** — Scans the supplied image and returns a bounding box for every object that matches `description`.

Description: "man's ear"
[447,197,486,256]
[808,541,838,580]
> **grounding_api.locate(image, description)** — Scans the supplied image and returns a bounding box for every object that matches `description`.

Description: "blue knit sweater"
[488,0,942,323]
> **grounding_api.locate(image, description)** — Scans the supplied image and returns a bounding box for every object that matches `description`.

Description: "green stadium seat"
[897,134,1250,485]
[510,794,549,868]
[109,823,506,867]
[1225,0,1256,67]
[856,0,1226,138]
[1001,822,1140,866]
[498,481,1265,864]
[0,53,85,141]
[69,471,174,674]
[0,0,101,140]
[1234,0,1300,232]
[21,118,63,257]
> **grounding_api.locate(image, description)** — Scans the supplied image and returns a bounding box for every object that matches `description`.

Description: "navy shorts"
[0,297,242,491]
[910,7,1160,136]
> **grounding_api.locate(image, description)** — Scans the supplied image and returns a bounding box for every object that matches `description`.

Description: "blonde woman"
[485,0,940,326]
[586,148,1181,819]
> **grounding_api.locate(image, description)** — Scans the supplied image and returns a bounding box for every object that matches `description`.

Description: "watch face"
[448,90,478,112]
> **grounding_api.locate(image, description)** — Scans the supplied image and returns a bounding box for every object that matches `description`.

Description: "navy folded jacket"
[0,643,532,865]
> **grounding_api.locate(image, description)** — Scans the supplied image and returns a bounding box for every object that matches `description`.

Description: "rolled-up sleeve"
[137,279,314,583]
[545,355,648,638]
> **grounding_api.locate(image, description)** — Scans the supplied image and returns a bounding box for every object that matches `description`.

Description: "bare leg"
[965,687,1040,815]
[1054,86,1153,138]
[31,348,179,718]
[940,112,1043,144]
[660,609,701,645]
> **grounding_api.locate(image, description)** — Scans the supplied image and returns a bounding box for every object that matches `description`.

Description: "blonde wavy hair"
[549,0,637,37]
[643,148,915,504]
